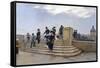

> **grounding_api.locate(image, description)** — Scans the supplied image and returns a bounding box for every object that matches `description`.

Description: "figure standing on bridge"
[44,27,50,35]
[25,33,31,48]
[30,33,36,48]
[44,27,50,45]
[52,26,56,39]
[26,33,30,42]
[36,28,41,44]
[59,25,64,39]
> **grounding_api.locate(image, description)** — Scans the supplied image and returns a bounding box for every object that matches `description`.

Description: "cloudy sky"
[16,3,96,35]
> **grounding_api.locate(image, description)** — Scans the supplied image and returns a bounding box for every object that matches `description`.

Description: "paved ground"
[16,50,96,65]
[16,40,96,65]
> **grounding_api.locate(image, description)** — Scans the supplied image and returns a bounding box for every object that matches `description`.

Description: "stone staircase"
[36,45,82,57]
[23,39,82,57]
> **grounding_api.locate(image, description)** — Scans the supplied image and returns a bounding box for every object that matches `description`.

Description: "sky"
[16,3,96,35]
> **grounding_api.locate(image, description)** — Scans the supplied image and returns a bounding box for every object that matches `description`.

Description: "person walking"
[52,26,56,39]
[59,25,64,39]
[44,27,50,45]
[46,31,55,52]
[26,33,30,42]
[44,27,49,35]
[36,28,41,44]
[30,33,36,48]
[25,33,31,48]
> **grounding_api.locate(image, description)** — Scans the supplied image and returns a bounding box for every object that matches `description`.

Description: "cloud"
[33,5,96,18]
[33,5,41,8]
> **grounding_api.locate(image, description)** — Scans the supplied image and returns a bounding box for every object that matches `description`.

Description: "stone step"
[54,40,65,43]
[53,47,76,50]
[38,50,82,57]
[53,48,79,53]
[54,42,64,44]
[53,45,76,48]
[36,45,78,51]
[22,45,82,57]
[55,40,63,42]
[39,48,79,53]
[38,46,77,51]
[52,50,82,57]
[54,44,64,46]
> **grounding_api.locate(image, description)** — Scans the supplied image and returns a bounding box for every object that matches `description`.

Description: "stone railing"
[72,40,96,52]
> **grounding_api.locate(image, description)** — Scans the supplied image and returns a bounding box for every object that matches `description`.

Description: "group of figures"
[25,25,64,51]
[26,28,41,48]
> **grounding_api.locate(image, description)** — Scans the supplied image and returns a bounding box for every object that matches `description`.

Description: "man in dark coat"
[36,29,41,44]
[44,27,50,45]
[59,25,64,39]
[44,27,49,35]
[52,27,56,39]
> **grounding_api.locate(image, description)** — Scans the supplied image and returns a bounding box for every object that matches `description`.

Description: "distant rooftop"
[90,26,96,32]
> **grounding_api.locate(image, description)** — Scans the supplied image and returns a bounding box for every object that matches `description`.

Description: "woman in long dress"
[46,31,55,51]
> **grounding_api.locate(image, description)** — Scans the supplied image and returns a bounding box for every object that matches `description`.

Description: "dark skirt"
[48,42,53,50]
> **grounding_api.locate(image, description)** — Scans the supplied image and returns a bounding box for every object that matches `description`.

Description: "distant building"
[73,30,89,41]
[73,26,96,41]
[90,26,96,41]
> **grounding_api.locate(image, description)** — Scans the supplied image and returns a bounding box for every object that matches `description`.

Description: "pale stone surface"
[63,27,73,46]
[72,40,96,52]
[16,50,96,65]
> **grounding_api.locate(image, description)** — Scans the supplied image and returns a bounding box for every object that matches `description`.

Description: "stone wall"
[72,40,96,52]
[16,35,24,44]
